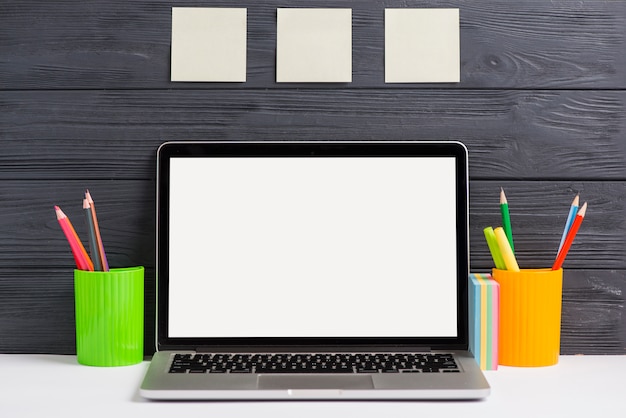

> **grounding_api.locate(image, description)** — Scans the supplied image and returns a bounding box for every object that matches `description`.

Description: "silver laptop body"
[140,141,490,400]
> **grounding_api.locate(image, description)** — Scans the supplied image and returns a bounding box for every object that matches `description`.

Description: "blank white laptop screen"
[167,156,458,339]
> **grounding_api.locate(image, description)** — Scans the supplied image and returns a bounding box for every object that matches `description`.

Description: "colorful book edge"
[468,273,499,370]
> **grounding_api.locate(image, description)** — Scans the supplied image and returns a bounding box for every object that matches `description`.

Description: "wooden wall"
[1,0,625,355]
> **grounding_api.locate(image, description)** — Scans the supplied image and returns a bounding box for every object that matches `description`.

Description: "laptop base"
[140,350,490,400]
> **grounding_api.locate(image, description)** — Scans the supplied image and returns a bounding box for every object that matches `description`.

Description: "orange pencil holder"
[492,268,563,367]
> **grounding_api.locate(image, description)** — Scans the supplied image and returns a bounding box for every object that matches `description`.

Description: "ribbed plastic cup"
[74,267,144,366]
[492,268,563,367]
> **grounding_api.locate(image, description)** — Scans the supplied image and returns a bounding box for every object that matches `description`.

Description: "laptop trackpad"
[258,375,374,390]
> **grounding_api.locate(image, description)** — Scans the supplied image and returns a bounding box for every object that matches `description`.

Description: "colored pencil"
[83,198,103,271]
[85,190,109,271]
[553,202,587,270]
[494,226,519,272]
[557,194,579,254]
[500,188,514,253]
[483,226,506,270]
[64,210,94,272]
[55,206,94,271]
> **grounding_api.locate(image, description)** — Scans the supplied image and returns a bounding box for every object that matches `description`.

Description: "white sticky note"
[276,8,352,83]
[385,8,460,83]
[171,7,247,82]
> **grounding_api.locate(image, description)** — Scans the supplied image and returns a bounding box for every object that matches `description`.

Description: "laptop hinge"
[193,346,433,353]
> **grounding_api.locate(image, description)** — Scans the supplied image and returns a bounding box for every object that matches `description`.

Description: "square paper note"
[385,8,460,83]
[171,7,247,82]
[276,8,352,83]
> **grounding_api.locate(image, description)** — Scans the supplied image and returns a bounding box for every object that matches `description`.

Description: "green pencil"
[500,188,514,253]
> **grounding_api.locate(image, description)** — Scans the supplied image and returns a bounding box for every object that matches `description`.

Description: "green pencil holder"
[74,267,144,366]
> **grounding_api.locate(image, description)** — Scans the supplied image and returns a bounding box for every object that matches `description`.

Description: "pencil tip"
[54,206,65,219]
[572,194,580,206]
[83,198,90,209]
[500,188,507,203]
[578,202,588,216]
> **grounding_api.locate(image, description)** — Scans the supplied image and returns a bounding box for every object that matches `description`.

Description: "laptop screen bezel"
[156,141,469,352]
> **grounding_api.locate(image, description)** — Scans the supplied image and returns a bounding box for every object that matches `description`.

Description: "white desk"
[1,354,624,417]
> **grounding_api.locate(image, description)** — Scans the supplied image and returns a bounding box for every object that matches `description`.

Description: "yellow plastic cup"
[74,267,144,366]
[492,268,563,367]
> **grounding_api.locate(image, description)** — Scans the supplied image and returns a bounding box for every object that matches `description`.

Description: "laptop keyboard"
[169,353,460,374]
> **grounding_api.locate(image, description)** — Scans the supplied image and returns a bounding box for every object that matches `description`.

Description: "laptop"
[140,141,490,400]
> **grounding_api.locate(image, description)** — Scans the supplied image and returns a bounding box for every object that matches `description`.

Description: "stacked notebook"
[469,273,499,370]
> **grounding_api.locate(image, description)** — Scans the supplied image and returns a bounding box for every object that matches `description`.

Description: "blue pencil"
[557,194,579,254]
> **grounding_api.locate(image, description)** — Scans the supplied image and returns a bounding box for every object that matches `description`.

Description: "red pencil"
[552,202,587,270]
[55,206,94,271]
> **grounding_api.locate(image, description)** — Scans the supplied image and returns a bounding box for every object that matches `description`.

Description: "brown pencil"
[85,190,109,271]
[83,198,103,271]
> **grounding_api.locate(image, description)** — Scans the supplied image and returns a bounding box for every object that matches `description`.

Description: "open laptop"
[140,141,490,400]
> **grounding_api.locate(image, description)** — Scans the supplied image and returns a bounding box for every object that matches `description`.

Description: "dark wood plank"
[1,0,625,89]
[470,181,626,270]
[0,181,623,270]
[0,269,77,354]
[0,267,156,355]
[0,181,155,270]
[1,90,625,180]
[1,267,622,354]
[560,269,626,355]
